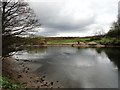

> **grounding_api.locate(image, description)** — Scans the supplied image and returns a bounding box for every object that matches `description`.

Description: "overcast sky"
[28,0,119,37]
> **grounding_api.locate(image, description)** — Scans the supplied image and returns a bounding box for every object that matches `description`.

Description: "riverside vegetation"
[0,75,22,90]
[12,35,120,47]
[2,21,120,90]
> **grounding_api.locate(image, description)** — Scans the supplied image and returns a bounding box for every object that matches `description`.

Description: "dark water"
[14,46,119,88]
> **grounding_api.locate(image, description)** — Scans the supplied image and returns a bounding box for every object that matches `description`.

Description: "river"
[13,46,119,88]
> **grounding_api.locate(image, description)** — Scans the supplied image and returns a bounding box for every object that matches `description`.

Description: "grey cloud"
[35,28,61,36]
[29,0,118,37]
[42,15,96,30]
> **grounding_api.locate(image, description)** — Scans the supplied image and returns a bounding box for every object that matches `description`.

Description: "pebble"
[27,68,29,70]
[42,75,46,78]
[35,80,39,83]
[18,75,22,78]
[30,77,32,79]
[50,82,53,85]
[40,78,45,82]
[37,80,40,82]
[16,59,19,61]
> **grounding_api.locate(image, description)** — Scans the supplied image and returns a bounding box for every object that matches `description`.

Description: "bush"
[98,38,120,45]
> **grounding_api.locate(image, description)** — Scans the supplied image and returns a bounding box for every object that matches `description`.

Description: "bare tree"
[94,29,105,36]
[1,0,40,56]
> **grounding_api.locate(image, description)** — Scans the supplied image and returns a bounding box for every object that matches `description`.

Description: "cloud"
[29,0,119,37]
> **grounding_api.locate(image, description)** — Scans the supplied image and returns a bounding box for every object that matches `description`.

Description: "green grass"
[77,38,91,42]
[0,75,23,90]
[48,38,91,44]
[48,39,77,44]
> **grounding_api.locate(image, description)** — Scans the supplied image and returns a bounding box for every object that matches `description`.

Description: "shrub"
[0,75,22,90]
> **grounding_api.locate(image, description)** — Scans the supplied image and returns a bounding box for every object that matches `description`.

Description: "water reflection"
[96,48,120,68]
[14,46,47,60]
[13,46,118,88]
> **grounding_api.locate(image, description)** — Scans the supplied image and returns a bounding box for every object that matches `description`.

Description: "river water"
[13,46,119,88]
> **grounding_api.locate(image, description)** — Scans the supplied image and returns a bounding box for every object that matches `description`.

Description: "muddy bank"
[2,57,61,88]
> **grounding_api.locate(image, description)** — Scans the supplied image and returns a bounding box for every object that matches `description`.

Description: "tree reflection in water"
[96,48,120,68]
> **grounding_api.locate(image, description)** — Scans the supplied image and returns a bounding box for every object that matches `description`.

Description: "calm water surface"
[14,46,119,88]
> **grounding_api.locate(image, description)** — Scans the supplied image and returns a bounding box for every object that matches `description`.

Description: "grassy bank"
[47,38,91,44]
[0,75,22,90]
[12,36,120,47]
[47,36,120,46]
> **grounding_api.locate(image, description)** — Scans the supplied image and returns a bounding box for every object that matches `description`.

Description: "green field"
[47,37,120,46]
[47,37,92,44]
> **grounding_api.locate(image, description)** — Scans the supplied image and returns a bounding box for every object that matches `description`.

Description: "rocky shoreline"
[2,57,61,88]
